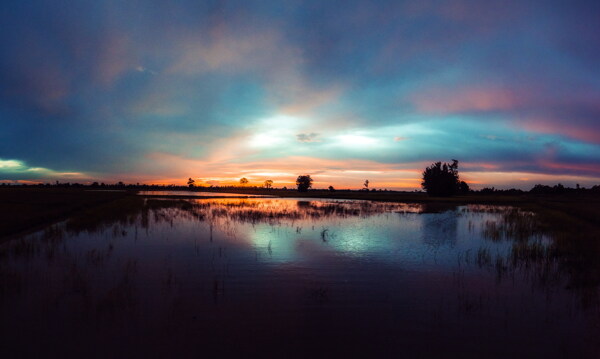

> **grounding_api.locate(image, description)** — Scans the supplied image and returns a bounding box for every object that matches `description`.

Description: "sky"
[1,0,600,190]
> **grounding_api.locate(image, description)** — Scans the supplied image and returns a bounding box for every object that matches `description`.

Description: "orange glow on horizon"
[15,152,599,191]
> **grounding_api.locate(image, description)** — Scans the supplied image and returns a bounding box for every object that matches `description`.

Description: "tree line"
[4,160,598,195]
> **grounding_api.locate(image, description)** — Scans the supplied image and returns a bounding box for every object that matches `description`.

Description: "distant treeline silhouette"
[479,183,600,195]
[420,159,600,197]
[2,180,599,195]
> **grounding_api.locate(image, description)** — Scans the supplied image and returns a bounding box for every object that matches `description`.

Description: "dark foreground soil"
[0,188,129,239]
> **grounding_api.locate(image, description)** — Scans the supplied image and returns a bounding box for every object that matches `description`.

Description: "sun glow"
[335,134,378,147]
[247,114,309,148]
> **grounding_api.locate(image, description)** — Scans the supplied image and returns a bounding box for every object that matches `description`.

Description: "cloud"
[411,85,523,114]
[296,133,320,143]
[92,33,134,86]
[135,66,157,75]
[0,158,87,181]
[408,82,600,144]
[1,0,600,188]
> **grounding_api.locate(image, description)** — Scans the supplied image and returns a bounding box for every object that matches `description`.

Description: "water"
[137,190,272,197]
[0,198,598,357]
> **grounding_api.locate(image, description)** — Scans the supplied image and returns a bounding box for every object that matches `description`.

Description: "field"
[1,186,599,239]
[0,187,128,238]
[169,187,600,231]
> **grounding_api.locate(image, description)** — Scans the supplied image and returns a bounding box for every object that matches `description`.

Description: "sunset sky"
[1,0,599,189]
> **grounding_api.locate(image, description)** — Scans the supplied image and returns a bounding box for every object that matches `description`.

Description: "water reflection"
[421,211,458,249]
[138,190,273,197]
[0,198,599,357]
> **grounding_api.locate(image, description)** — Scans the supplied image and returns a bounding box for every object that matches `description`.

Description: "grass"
[465,195,600,300]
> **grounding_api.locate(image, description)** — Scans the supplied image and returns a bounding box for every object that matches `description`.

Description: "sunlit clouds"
[0,158,86,183]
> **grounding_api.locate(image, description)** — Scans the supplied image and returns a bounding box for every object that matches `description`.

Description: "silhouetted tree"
[296,175,313,192]
[458,181,470,194]
[328,185,335,192]
[264,179,273,189]
[530,184,553,194]
[187,178,195,188]
[421,160,460,196]
[363,179,369,190]
[239,177,249,186]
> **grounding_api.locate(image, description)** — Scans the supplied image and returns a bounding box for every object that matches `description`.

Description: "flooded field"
[137,190,272,197]
[1,197,598,357]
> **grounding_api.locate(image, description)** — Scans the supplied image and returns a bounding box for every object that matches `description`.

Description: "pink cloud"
[410,83,600,144]
[411,86,524,114]
[519,117,600,144]
[538,160,600,175]
[93,34,134,86]
[167,26,299,76]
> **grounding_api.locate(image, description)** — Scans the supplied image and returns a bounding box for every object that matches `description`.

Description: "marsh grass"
[470,202,600,307]
[481,208,539,242]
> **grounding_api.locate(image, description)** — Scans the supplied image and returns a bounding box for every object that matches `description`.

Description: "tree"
[363,179,369,190]
[296,175,313,192]
[458,180,470,194]
[328,185,335,192]
[187,178,195,188]
[264,179,273,189]
[421,159,461,197]
[239,177,249,186]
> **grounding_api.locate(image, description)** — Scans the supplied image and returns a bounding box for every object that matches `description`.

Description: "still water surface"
[138,190,272,197]
[1,197,598,357]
